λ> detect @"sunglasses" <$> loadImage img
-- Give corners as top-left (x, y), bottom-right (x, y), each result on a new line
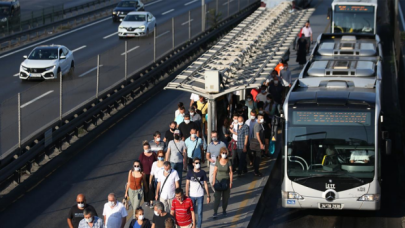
top-left (134, 165), bottom-right (140, 168)
top-left (194, 162), bottom-right (200, 165)
top-left (158, 156), bottom-right (164, 158)
top-left (77, 201), bottom-right (84, 204)
top-left (221, 153), bottom-right (227, 155)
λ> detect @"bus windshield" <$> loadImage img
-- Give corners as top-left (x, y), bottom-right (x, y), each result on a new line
top-left (333, 5), bottom-right (375, 34)
top-left (287, 110), bottom-right (375, 181)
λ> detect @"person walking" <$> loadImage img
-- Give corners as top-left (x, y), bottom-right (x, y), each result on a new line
top-left (185, 158), bottom-right (210, 228)
top-left (152, 201), bottom-right (175, 228)
top-left (164, 218), bottom-right (175, 228)
top-left (68, 194), bottom-right (98, 228)
top-left (229, 116), bottom-right (249, 176)
top-left (150, 150), bottom-right (166, 203)
top-left (245, 110), bottom-right (257, 167)
top-left (301, 21), bottom-right (313, 53)
top-left (102, 193), bottom-right (127, 228)
top-left (129, 207), bottom-right (152, 228)
top-left (211, 147), bottom-right (233, 218)
top-left (296, 36), bottom-right (308, 67)
top-left (252, 113), bottom-right (266, 176)
top-left (184, 129), bottom-right (203, 171)
top-left (166, 130), bottom-right (186, 186)
top-left (164, 122), bottom-right (177, 143)
top-left (245, 95), bottom-right (257, 120)
top-left (150, 131), bottom-right (167, 154)
top-left (206, 131), bottom-right (227, 191)
top-left (125, 160), bottom-right (148, 216)
top-left (155, 162), bottom-right (180, 212)
top-left (170, 188), bottom-right (196, 228)
top-left (175, 102), bottom-right (184, 120)
top-left (139, 141), bottom-right (157, 208)
top-left (79, 208), bottom-right (104, 228)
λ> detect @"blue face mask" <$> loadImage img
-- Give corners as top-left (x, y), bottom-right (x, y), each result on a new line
top-left (158, 157), bottom-right (164, 161)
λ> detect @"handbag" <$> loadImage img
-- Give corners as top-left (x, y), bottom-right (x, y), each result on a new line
top-left (214, 179), bottom-right (229, 191)
top-left (249, 137), bottom-right (261, 152)
top-left (227, 139), bottom-right (237, 152)
top-left (122, 197), bottom-right (130, 210)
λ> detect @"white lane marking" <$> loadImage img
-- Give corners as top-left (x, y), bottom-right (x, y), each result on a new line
top-left (399, 2), bottom-right (405, 31)
top-left (181, 19), bottom-right (194, 26)
top-left (121, 46), bottom-right (140, 55)
top-left (21, 90), bottom-right (54, 108)
top-left (156, 31), bottom-right (170, 39)
top-left (162, 9), bottom-right (174, 15)
top-left (185, 0), bottom-right (198, 6)
top-left (79, 65), bottom-right (103, 77)
top-left (13, 73), bottom-right (19, 77)
top-left (103, 32), bottom-right (118, 39)
top-left (145, 0), bottom-right (162, 7)
top-left (223, 0), bottom-right (234, 5)
top-left (72, 45), bottom-right (87, 52)
top-left (0, 17), bottom-right (111, 60)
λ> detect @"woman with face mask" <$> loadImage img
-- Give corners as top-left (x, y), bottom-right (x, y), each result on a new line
top-left (125, 160), bottom-right (148, 217)
top-left (245, 95), bottom-right (257, 120)
top-left (150, 150), bottom-right (166, 203)
top-left (138, 141), bottom-right (157, 208)
top-left (211, 147), bottom-right (233, 218)
top-left (129, 207), bottom-right (152, 228)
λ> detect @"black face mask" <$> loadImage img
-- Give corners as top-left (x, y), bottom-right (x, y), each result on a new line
top-left (174, 135), bottom-right (180, 140)
top-left (170, 128), bottom-right (175, 131)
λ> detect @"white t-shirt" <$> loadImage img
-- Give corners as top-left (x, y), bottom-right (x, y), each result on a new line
top-left (190, 93), bottom-right (199, 102)
top-left (157, 169), bottom-right (180, 200)
top-left (231, 122), bottom-right (238, 141)
top-left (256, 92), bottom-right (268, 103)
top-left (175, 110), bottom-right (180, 119)
top-left (301, 26), bottom-right (312, 37)
top-left (102, 201), bottom-right (127, 228)
top-left (151, 161), bottom-right (165, 178)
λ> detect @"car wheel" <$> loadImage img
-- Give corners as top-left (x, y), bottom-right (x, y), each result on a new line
top-left (69, 61), bottom-right (75, 76)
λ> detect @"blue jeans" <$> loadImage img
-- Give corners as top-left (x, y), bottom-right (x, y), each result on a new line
top-left (171, 162), bottom-right (183, 187)
top-left (190, 196), bottom-right (204, 228)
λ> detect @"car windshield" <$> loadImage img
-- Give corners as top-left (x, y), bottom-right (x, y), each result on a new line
top-left (124, 14), bottom-right (145, 22)
top-left (333, 5), bottom-right (375, 34)
top-left (287, 109), bottom-right (376, 181)
top-left (28, 48), bottom-right (59, 60)
top-left (0, 6), bottom-right (10, 16)
top-left (117, 1), bottom-right (137, 7)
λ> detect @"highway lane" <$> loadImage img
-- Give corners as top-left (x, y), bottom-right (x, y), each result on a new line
top-left (19, 0), bottom-right (103, 13)
top-left (0, 0), bottom-right (250, 157)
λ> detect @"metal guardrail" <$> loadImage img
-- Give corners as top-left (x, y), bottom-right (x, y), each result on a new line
top-left (0, 0), bottom-right (120, 37)
top-left (0, 1), bottom-right (260, 198)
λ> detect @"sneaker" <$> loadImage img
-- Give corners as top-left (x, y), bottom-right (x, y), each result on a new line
top-left (145, 202), bottom-right (150, 207)
top-left (223, 211), bottom-right (227, 216)
top-left (149, 203), bottom-right (154, 209)
top-left (213, 213), bottom-right (218, 218)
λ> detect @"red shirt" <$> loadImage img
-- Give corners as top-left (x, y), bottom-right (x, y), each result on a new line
top-left (275, 63), bottom-right (283, 75)
top-left (171, 196), bottom-right (194, 226)
top-left (138, 152), bottom-right (157, 174)
top-left (250, 89), bottom-right (259, 102)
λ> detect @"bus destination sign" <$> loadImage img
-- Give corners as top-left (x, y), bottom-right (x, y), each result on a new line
top-left (293, 111), bottom-right (371, 126)
top-left (335, 5), bottom-right (374, 13)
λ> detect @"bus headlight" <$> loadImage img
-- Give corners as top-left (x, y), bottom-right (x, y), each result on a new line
top-left (286, 192), bottom-right (304, 200)
top-left (357, 194), bottom-right (380, 201)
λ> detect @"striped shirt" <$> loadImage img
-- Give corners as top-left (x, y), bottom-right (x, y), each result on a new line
top-left (171, 197), bottom-right (194, 226)
top-left (149, 140), bottom-right (167, 153)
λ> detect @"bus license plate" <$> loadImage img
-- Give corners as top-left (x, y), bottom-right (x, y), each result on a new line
top-left (319, 203), bottom-right (342, 209)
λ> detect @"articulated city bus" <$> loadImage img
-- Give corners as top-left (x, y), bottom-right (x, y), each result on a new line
top-left (281, 33), bottom-right (391, 210)
top-left (329, 0), bottom-right (378, 34)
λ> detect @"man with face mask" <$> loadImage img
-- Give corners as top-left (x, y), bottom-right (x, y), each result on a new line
top-left (78, 208), bottom-right (103, 228)
top-left (68, 194), bottom-right (98, 228)
top-left (164, 122), bottom-right (177, 143)
top-left (229, 113), bottom-right (239, 172)
top-left (102, 193), bottom-right (127, 228)
top-left (244, 111), bottom-right (257, 167)
top-left (152, 201), bottom-right (175, 228)
top-left (206, 131), bottom-right (226, 191)
top-left (156, 162), bottom-right (180, 212)
top-left (150, 131), bottom-right (167, 154)
top-left (171, 188), bottom-right (195, 228)
top-left (229, 116), bottom-right (249, 176)
top-left (185, 158), bottom-right (210, 228)
top-left (252, 114), bottom-right (266, 176)
top-left (255, 85), bottom-right (269, 103)
top-left (166, 130), bottom-right (187, 186)
top-left (268, 76), bottom-right (284, 105)
top-left (185, 129), bottom-right (204, 171)
top-left (178, 114), bottom-right (200, 141)
top-left (175, 107), bottom-right (186, 126)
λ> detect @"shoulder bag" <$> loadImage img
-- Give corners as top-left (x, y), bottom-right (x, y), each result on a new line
top-left (213, 162), bottom-right (230, 192)
top-left (173, 141), bottom-right (184, 158)
top-left (192, 171), bottom-right (205, 192)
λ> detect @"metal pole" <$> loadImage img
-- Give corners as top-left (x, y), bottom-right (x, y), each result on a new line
top-left (59, 71), bottom-right (62, 121)
top-left (154, 26), bottom-right (156, 63)
top-left (96, 55), bottom-right (100, 99)
top-left (18, 93), bottom-right (21, 148)
top-left (125, 40), bottom-right (127, 81)
top-left (201, 0), bottom-right (205, 32)
top-left (188, 10), bottom-right (191, 41)
top-left (228, 0), bottom-right (230, 18)
top-left (207, 99), bottom-right (213, 145)
top-left (172, 17), bottom-right (175, 50)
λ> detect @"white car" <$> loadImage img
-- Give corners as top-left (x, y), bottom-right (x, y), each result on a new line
top-left (19, 45), bottom-right (75, 80)
top-left (118, 11), bottom-right (156, 38)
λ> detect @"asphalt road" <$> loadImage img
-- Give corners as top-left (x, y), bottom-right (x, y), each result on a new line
top-left (19, 0), bottom-right (104, 13)
top-left (0, 0), bottom-right (249, 157)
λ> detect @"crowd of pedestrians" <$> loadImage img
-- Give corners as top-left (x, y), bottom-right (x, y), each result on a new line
top-left (66, 42), bottom-right (296, 227)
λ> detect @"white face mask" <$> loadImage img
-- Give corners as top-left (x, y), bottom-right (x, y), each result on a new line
top-left (238, 122), bottom-right (243, 126)
top-left (233, 119), bottom-right (238, 123)
top-left (259, 119), bottom-right (264, 123)
top-left (191, 134), bottom-right (196, 138)
top-left (195, 164), bottom-right (201, 169)
top-left (108, 201), bottom-right (115, 207)
top-left (138, 215), bottom-right (144, 220)
top-left (156, 138), bottom-right (161, 142)
top-left (154, 211), bottom-right (160, 216)
top-left (134, 167), bottom-right (140, 171)
top-left (250, 116), bottom-right (256, 120)
top-left (190, 112), bottom-right (195, 116)
top-left (221, 154), bottom-right (227, 159)
top-left (77, 203), bottom-right (85, 208)
top-left (85, 217), bottom-right (93, 223)
top-left (184, 120), bottom-right (191, 124)
top-left (144, 149), bottom-right (150, 153)
top-left (164, 169), bottom-right (171, 174)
